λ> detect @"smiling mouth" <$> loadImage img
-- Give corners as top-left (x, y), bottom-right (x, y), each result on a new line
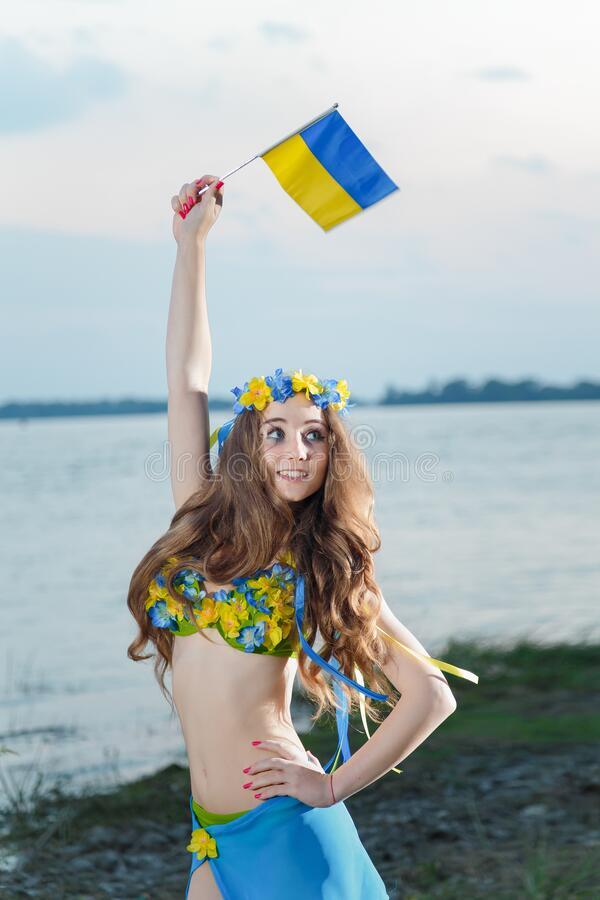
top-left (277, 470), bottom-right (309, 481)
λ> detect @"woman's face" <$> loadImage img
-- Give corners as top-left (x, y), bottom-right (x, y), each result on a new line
top-left (259, 393), bottom-right (329, 501)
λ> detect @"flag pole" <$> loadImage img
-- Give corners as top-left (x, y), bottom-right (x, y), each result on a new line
top-left (195, 102), bottom-right (339, 195)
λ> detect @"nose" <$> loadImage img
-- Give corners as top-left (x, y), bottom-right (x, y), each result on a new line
top-left (287, 430), bottom-right (308, 460)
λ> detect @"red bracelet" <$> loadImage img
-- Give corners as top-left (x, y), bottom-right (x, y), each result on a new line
top-left (329, 773), bottom-right (337, 805)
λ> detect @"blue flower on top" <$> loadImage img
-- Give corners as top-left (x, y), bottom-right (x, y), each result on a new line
top-left (173, 568), bottom-right (205, 600)
top-left (237, 621), bottom-right (266, 652)
top-left (271, 563), bottom-right (296, 584)
top-left (266, 368), bottom-right (294, 403)
top-left (148, 600), bottom-right (178, 630)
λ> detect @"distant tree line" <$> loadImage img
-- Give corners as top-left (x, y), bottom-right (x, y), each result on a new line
top-left (1, 378), bottom-right (599, 420)
top-left (380, 377), bottom-right (600, 405)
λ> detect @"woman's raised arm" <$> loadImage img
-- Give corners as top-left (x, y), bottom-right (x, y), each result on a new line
top-left (166, 175), bottom-right (224, 511)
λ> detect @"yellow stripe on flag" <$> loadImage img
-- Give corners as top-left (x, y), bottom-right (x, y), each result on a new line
top-left (262, 133), bottom-right (362, 231)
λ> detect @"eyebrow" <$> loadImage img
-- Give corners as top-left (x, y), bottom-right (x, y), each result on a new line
top-left (262, 417), bottom-right (326, 426)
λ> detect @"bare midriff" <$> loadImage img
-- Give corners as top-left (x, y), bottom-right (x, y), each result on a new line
top-left (171, 571), bottom-right (305, 815)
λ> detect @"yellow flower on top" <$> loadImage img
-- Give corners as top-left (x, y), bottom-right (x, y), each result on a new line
top-left (265, 621), bottom-right (283, 650)
top-left (280, 618), bottom-right (293, 640)
top-left (145, 580), bottom-right (185, 622)
top-left (163, 594), bottom-right (185, 621)
top-left (187, 827), bottom-right (218, 860)
top-left (329, 379), bottom-right (351, 411)
top-left (246, 575), bottom-right (278, 605)
top-left (292, 370), bottom-right (323, 400)
top-left (278, 549), bottom-right (296, 569)
top-left (239, 376), bottom-right (273, 411)
top-left (272, 600), bottom-right (295, 621)
top-left (147, 579), bottom-right (169, 602)
top-left (254, 612), bottom-right (283, 650)
top-left (194, 596), bottom-right (220, 629)
top-left (216, 601), bottom-right (241, 639)
top-left (230, 593), bottom-right (249, 618)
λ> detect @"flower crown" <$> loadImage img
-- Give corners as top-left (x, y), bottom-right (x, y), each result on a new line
top-left (209, 367), bottom-right (353, 453)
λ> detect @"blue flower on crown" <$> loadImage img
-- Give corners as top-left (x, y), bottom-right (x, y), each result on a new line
top-left (313, 378), bottom-right (350, 415)
top-left (265, 368), bottom-right (295, 403)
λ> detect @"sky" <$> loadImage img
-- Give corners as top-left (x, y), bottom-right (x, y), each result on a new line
top-left (1, 0), bottom-right (599, 403)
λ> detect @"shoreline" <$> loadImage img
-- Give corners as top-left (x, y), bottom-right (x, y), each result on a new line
top-left (2, 638), bottom-right (599, 898)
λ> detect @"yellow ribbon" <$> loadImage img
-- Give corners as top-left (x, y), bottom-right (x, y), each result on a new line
top-left (376, 625), bottom-right (479, 684)
top-left (353, 626), bottom-right (479, 776)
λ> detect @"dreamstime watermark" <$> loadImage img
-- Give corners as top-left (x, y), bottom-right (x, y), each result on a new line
top-left (144, 423), bottom-right (455, 485)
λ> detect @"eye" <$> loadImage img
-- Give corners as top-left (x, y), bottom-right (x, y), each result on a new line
top-left (264, 428), bottom-right (326, 443)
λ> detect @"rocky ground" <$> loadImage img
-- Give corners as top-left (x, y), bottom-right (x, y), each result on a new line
top-left (1, 639), bottom-right (599, 899)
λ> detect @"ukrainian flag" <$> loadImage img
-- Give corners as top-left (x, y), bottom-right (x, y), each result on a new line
top-left (261, 108), bottom-right (398, 231)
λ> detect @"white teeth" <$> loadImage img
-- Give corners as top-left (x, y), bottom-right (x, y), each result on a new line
top-left (278, 471), bottom-right (307, 480)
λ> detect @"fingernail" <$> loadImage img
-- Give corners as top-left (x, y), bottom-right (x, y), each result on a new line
top-left (254, 793), bottom-right (262, 798)
top-left (178, 211), bottom-right (185, 219)
top-left (242, 781), bottom-right (253, 789)
top-left (251, 741), bottom-right (261, 746)
top-left (183, 203), bottom-right (188, 213)
top-left (195, 179), bottom-right (203, 185)
top-left (242, 767), bottom-right (251, 774)
top-left (215, 180), bottom-right (224, 189)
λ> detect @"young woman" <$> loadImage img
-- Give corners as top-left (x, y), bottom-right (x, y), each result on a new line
top-left (127, 174), bottom-right (478, 899)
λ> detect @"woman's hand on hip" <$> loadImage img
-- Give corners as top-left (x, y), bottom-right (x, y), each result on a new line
top-left (171, 174), bottom-right (224, 244)
top-left (242, 738), bottom-right (334, 808)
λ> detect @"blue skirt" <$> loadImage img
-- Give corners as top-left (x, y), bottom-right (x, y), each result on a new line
top-left (185, 793), bottom-right (389, 899)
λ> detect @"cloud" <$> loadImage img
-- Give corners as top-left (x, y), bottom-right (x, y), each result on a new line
top-left (493, 154), bottom-right (553, 174)
top-left (258, 21), bottom-right (311, 43)
top-left (473, 66), bottom-right (531, 82)
top-left (0, 37), bottom-right (127, 135)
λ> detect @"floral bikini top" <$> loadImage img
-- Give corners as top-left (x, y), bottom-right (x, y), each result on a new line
top-left (145, 550), bottom-right (479, 774)
top-left (145, 549), bottom-right (302, 657)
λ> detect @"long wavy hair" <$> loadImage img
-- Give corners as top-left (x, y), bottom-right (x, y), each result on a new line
top-left (127, 401), bottom-right (398, 730)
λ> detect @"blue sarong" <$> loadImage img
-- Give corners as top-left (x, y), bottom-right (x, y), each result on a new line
top-left (186, 792), bottom-right (389, 899)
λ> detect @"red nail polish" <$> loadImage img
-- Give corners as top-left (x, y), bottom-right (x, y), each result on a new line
top-left (254, 793), bottom-right (262, 799)
top-left (242, 782), bottom-right (253, 789)
top-left (215, 180), bottom-right (224, 189)
top-left (195, 179), bottom-right (203, 185)
top-left (178, 211), bottom-right (185, 219)
top-left (242, 766), bottom-right (251, 773)
top-left (251, 741), bottom-right (261, 746)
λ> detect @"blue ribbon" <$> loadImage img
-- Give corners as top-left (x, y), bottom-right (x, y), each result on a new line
top-left (294, 571), bottom-right (389, 772)
top-left (216, 417), bottom-right (236, 454)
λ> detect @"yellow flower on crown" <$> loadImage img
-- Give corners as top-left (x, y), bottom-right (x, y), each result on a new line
top-left (187, 827), bottom-right (218, 860)
top-left (239, 376), bottom-right (273, 411)
top-left (292, 370), bottom-right (323, 399)
top-left (329, 379), bottom-right (351, 411)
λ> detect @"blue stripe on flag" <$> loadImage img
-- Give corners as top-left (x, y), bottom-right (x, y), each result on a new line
top-left (300, 110), bottom-right (398, 209)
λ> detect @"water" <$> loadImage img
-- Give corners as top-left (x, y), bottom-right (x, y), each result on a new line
top-left (1, 402), bottom-right (598, 793)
